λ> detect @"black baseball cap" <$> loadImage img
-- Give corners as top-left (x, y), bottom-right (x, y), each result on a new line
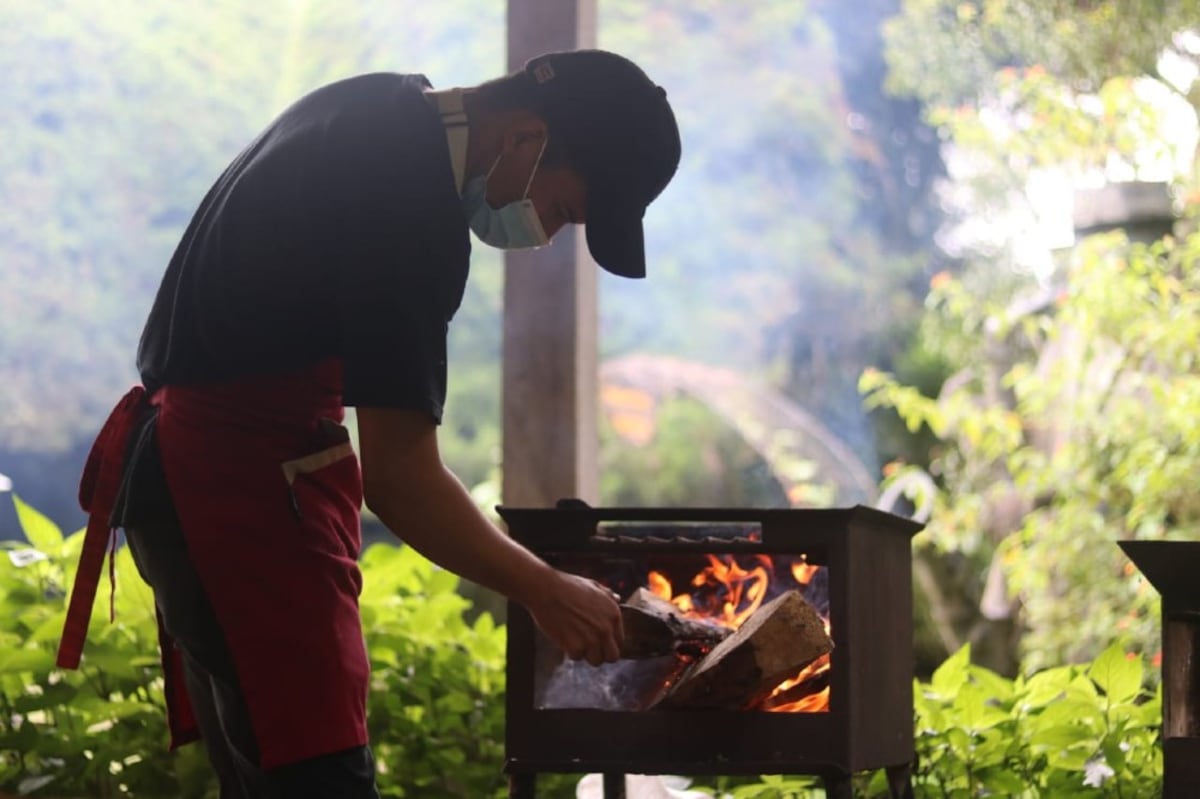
top-left (522, 50), bottom-right (681, 278)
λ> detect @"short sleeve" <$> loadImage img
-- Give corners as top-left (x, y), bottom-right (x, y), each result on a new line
top-left (338, 251), bottom-right (451, 420)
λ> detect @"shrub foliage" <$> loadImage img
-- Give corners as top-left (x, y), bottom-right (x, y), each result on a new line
top-left (1, 498), bottom-right (1164, 797)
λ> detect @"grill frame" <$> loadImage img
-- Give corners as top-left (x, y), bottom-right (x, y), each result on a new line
top-left (1120, 541), bottom-right (1200, 798)
top-left (499, 503), bottom-right (922, 788)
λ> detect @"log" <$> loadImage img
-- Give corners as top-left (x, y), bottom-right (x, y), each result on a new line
top-left (656, 589), bottom-right (832, 710)
top-left (619, 588), bottom-right (730, 659)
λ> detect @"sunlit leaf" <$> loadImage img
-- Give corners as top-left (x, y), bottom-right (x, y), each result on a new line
top-left (13, 494), bottom-right (64, 553)
top-left (1088, 642), bottom-right (1142, 704)
top-left (0, 647), bottom-right (55, 675)
top-left (931, 644), bottom-right (971, 698)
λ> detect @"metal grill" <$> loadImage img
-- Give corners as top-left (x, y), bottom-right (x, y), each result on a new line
top-left (499, 501), bottom-right (922, 799)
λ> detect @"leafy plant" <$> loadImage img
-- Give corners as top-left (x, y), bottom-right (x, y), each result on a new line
top-left (700, 644), bottom-right (1162, 798)
top-left (359, 543), bottom-right (506, 798)
top-left (1, 497), bottom-right (1166, 798)
top-left (909, 643), bottom-right (1161, 797)
top-left (0, 495), bottom-right (562, 799)
top-left (0, 496), bottom-right (211, 798)
top-left (862, 231), bottom-right (1200, 670)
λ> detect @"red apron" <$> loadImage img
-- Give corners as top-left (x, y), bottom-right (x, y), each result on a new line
top-left (59, 360), bottom-right (369, 769)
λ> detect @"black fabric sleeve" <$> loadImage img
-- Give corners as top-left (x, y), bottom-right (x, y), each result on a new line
top-left (338, 258), bottom-right (450, 420)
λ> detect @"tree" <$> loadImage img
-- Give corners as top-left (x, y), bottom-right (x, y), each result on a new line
top-left (865, 229), bottom-right (1200, 670)
top-left (872, 0), bottom-right (1200, 670)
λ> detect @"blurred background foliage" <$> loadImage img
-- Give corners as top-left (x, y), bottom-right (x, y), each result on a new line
top-left (871, 0), bottom-right (1200, 677)
top-left (0, 0), bottom-right (947, 536)
top-left (4, 0), bottom-right (1200, 769)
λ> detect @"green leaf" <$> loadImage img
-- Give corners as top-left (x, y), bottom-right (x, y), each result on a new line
top-left (27, 610), bottom-right (68, 644)
top-left (0, 722), bottom-right (39, 752)
top-left (955, 681), bottom-right (1009, 732)
top-left (12, 681), bottom-right (78, 713)
top-left (0, 646), bottom-right (55, 675)
top-left (976, 766), bottom-right (1028, 795)
top-left (12, 494), bottom-right (64, 553)
top-left (1088, 642), bottom-right (1142, 704)
top-left (81, 647), bottom-right (142, 682)
top-left (1046, 745), bottom-right (1091, 771)
top-left (1102, 736), bottom-right (1128, 771)
top-left (1066, 673), bottom-right (1100, 701)
top-left (104, 699), bottom-right (159, 719)
top-left (970, 666), bottom-right (1016, 706)
top-left (945, 727), bottom-right (972, 759)
top-left (1037, 697), bottom-right (1104, 730)
top-left (971, 728), bottom-right (1011, 768)
top-left (1029, 723), bottom-right (1096, 749)
top-left (931, 644), bottom-right (971, 698)
top-left (1020, 667), bottom-right (1073, 710)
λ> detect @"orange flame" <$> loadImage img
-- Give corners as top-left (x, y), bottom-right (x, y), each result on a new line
top-left (769, 686), bottom-right (830, 713)
top-left (645, 554), bottom-right (830, 713)
top-left (762, 652), bottom-right (831, 712)
top-left (649, 554), bottom-right (771, 628)
top-left (791, 556), bottom-right (820, 586)
top-left (647, 571), bottom-right (673, 600)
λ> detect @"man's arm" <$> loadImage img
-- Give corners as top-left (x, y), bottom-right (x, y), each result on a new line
top-left (356, 406), bottom-right (622, 665)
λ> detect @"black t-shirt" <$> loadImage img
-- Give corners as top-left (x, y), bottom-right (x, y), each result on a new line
top-left (137, 73), bottom-right (471, 421)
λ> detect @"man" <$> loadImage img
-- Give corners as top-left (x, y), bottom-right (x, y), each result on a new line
top-left (58, 49), bottom-right (680, 797)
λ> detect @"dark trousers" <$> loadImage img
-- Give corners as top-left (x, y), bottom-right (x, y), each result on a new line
top-left (125, 521), bottom-right (379, 799)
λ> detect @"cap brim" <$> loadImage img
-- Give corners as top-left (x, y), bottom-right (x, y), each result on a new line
top-left (585, 204), bottom-right (646, 279)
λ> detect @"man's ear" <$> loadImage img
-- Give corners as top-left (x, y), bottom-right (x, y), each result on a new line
top-left (500, 113), bottom-right (548, 154)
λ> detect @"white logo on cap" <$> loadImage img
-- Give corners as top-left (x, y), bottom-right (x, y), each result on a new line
top-left (533, 63), bottom-right (555, 83)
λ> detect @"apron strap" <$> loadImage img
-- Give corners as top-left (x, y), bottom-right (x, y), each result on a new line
top-left (57, 385), bottom-right (147, 669)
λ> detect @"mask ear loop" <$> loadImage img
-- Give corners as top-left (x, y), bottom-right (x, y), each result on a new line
top-left (485, 152), bottom-right (504, 182)
top-left (521, 137), bottom-right (548, 200)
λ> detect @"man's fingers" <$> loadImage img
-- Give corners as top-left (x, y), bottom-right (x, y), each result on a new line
top-left (602, 634), bottom-right (620, 663)
top-left (539, 572), bottom-right (628, 664)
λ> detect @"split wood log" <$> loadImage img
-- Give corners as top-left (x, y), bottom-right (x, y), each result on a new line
top-left (619, 587), bottom-right (730, 659)
top-left (656, 589), bottom-right (832, 710)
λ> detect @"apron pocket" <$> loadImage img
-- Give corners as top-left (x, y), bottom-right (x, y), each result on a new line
top-left (281, 441), bottom-right (356, 487)
top-left (280, 419), bottom-right (358, 521)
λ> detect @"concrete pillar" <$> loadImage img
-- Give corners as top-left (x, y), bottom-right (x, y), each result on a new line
top-left (501, 0), bottom-right (599, 507)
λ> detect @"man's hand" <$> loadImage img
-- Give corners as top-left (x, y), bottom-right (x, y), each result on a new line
top-left (526, 571), bottom-right (624, 666)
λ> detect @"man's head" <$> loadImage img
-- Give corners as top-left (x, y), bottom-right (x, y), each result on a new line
top-left (462, 50), bottom-right (681, 278)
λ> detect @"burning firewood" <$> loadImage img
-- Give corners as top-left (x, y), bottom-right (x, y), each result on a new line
top-left (619, 587), bottom-right (731, 659)
top-left (655, 589), bottom-right (832, 710)
top-left (757, 663), bottom-right (830, 711)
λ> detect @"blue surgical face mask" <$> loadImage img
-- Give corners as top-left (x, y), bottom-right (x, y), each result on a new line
top-left (461, 139), bottom-right (549, 250)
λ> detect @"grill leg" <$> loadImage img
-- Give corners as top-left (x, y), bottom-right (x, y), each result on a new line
top-left (822, 772), bottom-right (852, 799)
top-left (885, 762), bottom-right (914, 799)
top-left (509, 772), bottom-right (536, 799)
top-left (603, 772), bottom-right (627, 799)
